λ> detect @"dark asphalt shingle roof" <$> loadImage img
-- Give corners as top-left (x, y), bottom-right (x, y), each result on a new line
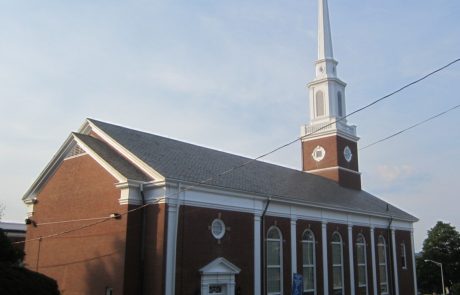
top-left (86, 119), bottom-right (417, 222)
top-left (73, 133), bottom-right (151, 182)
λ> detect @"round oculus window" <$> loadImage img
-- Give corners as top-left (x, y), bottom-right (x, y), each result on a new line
top-left (211, 219), bottom-right (225, 239)
top-left (344, 146), bottom-right (353, 162)
top-left (312, 145), bottom-right (326, 162)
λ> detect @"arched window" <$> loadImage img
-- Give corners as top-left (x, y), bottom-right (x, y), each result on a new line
top-left (378, 236), bottom-right (389, 295)
top-left (302, 230), bottom-right (316, 294)
top-left (315, 91), bottom-right (325, 117)
top-left (400, 243), bottom-right (407, 269)
top-left (331, 232), bottom-right (344, 295)
top-left (267, 227), bottom-right (283, 295)
top-left (356, 234), bottom-right (368, 294)
top-left (337, 92), bottom-right (343, 117)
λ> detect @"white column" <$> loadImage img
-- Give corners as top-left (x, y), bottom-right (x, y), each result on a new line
top-left (410, 230), bottom-right (418, 295)
top-left (370, 227), bottom-right (378, 295)
top-left (348, 224), bottom-right (355, 295)
top-left (254, 214), bottom-right (262, 295)
top-left (291, 218), bottom-right (298, 279)
top-left (165, 202), bottom-right (178, 295)
top-left (322, 221), bottom-right (329, 294)
top-left (391, 228), bottom-right (400, 295)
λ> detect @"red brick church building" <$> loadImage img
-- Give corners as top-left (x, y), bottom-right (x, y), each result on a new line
top-left (22, 1), bottom-right (418, 294)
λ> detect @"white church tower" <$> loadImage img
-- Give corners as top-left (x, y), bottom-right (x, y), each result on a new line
top-left (301, 0), bottom-right (361, 190)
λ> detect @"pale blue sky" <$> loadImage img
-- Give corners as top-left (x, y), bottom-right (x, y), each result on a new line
top-left (0, 0), bottom-right (459, 251)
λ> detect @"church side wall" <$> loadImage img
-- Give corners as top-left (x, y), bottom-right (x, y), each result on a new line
top-left (175, 205), bottom-right (254, 295)
top-left (24, 154), bottom-right (129, 294)
top-left (395, 230), bottom-right (415, 295)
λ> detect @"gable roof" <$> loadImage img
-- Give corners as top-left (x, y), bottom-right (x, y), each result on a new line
top-left (73, 133), bottom-right (151, 182)
top-left (86, 119), bottom-right (417, 222)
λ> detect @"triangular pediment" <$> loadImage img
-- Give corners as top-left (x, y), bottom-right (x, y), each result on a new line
top-left (199, 257), bottom-right (241, 275)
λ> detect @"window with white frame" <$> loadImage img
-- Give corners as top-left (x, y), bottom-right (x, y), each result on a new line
top-left (331, 232), bottom-right (344, 295)
top-left (356, 234), bottom-right (368, 294)
top-left (400, 243), bottom-right (407, 269)
top-left (302, 230), bottom-right (316, 294)
top-left (378, 236), bottom-right (389, 295)
top-left (315, 91), bottom-right (325, 117)
top-left (267, 227), bottom-right (283, 295)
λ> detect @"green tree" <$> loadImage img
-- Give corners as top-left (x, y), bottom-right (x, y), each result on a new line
top-left (0, 229), bottom-right (25, 265)
top-left (417, 221), bottom-right (460, 294)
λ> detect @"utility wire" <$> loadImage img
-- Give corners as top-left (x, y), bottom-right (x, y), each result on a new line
top-left (360, 104), bottom-right (460, 150)
top-left (16, 58), bottom-right (460, 244)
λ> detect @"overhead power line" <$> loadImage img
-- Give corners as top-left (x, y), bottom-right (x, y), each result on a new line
top-left (360, 104), bottom-right (460, 150)
top-left (15, 58), bottom-right (460, 244)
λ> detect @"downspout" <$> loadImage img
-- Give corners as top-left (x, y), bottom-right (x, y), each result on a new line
top-left (139, 184), bottom-right (146, 295)
top-left (261, 197), bottom-right (271, 295)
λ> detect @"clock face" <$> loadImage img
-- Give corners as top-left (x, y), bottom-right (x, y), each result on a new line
top-left (344, 146), bottom-right (353, 162)
top-left (312, 146), bottom-right (326, 162)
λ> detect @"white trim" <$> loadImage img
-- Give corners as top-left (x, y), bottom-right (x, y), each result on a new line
top-left (73, 135), bottom-right (128, 182)
top-left (370, 227), bottom-right (378, 295)
top-left (322, 221), bottom-right (329, 295)
top-left (331, 231), bottom-right (345, 295)
top-left (356, 233), bottom-right (368, 295)
top-left (157, 181), bottom-right (417, 225)
top-left (301, 229), bottom-right (317, 294)
top-left (165, 203), bottom-right (178, 295)
top-left (410, 230), bottom-right (418, 295)
top-left (266, 226), bottom-right (283, 295)
top-left (254, 214), bottom-right (261, 295)
top-left (290, 218), bottom-right (297, 280)
top-left (391, 228), bottom-right (400, 295)
top-left (87, 119), bottom-right (165, 181)
top-left (348, 225), bottom-right (355, 295)
top-left (307, 166), bottom-right (361, 175)
top-left (22, 134), bottom-right (75, 201)
top-left (211, 219), bottom-right (226, 239)
top-left (200, 257), bottom-right (241, 295)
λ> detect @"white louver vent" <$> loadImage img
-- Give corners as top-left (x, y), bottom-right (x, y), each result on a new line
top-left (65, 144), bottom-right (86, 159)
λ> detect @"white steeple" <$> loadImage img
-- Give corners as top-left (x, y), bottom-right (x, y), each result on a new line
top-left (302, 0), bottom-right (357, 141)
top-left (318, 0), bottom-right (334, 61)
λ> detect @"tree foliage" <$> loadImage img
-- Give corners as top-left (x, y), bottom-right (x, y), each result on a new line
top-left (0, 229), bottom-right (60, 294)
top-left (0, 229), bottom-right (24, 265)
top-left (417, 221), bottom-right (460, 294)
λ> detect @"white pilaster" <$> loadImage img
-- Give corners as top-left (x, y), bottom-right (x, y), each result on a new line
top-left (348, 224), bottom-right (355, 295)
top-left (391, 228), bottom-right (399, 295)
top-left (370, 227), bottom-right (378, 295)
top-left (254, 214), bottom-right (262, 295)
top-left (410, 230), bottom-right (418, 295)
top-left (165, 203), bottom-right (178, 295)
top-left (291, 218), bottom-right (298, 279)
top-left (322, 221), bottom-right (329, 294)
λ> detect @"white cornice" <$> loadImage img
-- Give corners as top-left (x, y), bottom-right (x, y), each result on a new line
top-left (301, 124), bottom-right (359, 142)
top-left (307, 166), bottom-right (361, 175)
top-left (155, 179), bottom-right (417, 223)
top-left (22, 134), bottom-right (75, 201)
top-left (308, 77), bottom-right (346, 87)
top-left (87, 119), bottom-right (165, 182)
top-left (73, 135), bottom-right (127, 182)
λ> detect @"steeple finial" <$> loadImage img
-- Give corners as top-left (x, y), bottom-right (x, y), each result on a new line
top-left (318, 0), bottom-right (334, 60)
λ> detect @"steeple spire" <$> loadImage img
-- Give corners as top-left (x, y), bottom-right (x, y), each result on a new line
top-left (318, 0), bottom-right (334, 60)
top-left (301, 0), bottom-right (361, 190)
